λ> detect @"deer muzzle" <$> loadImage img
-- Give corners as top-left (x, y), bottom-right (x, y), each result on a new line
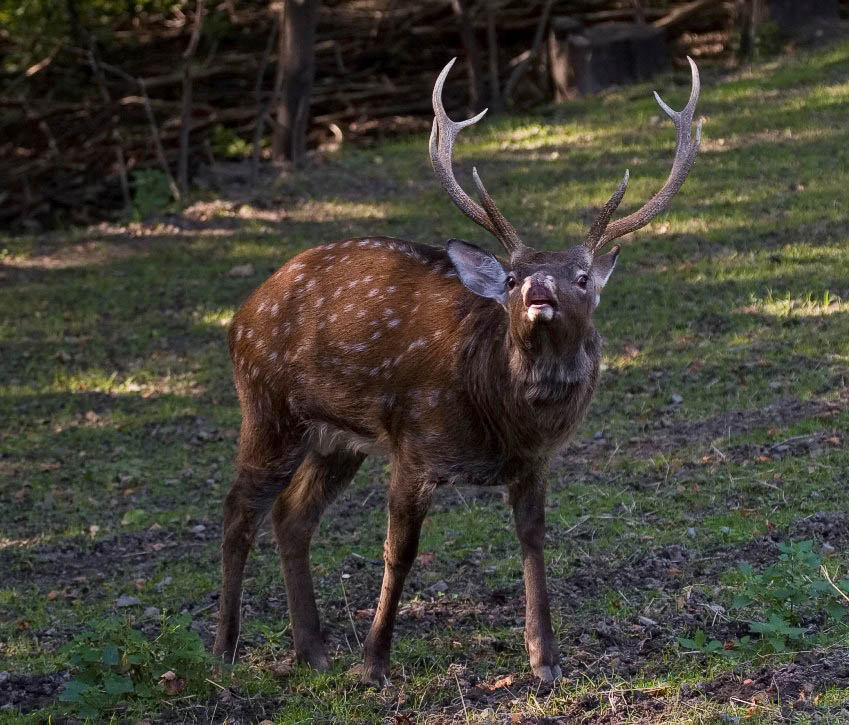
top-left (522, 274), bottom-right (557, 323)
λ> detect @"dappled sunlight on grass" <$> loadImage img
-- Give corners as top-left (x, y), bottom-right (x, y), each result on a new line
top-left (3, 36), bottom-right (849, 725)
top-left (739, 291), bottom-right (848, 320)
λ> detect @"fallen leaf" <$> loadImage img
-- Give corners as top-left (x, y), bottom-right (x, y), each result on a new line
top-left (158, 670), bottom-right (187, 695)
top-left (478, 674), bottom-right (514, 691)
top-left (134, 578), bottom-right (146, 591)
top-left (16, 620), bottom-right (31, 630)
top-left (84, 410), bottom-right (99, 423)
top-left (355, 608), bottom-right (376, 619)
top-left (47, 590), bottom-right (59, 600)
top-left (743, 678), bottom-right (754, 685)
top-left (416, 551), bottom-right (435, 567)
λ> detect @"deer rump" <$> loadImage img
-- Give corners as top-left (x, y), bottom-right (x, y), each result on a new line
top-left (229, 235), bottom-right (598, 489)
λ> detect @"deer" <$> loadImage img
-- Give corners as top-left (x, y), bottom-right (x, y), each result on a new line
top-left (212, 57), bottom-right (702, 685)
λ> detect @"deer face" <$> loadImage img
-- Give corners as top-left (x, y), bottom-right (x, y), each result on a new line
top-left (448, 240), bottom-right (619, 346)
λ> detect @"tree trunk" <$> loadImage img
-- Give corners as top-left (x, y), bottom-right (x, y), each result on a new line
top-left (450, 0), bottom-right (485, 113)
top-left (485, 0), bottom-right (502, 114)
top-left (272, 0), bottom-right (321, 167)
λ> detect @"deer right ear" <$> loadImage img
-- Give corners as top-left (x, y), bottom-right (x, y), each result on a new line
top-left (446, 239), bottom-right (509, 305)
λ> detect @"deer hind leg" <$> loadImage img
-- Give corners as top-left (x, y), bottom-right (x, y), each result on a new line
top-left (271, 447), bottom-right (365, 670)
top-left (213, 412), bottom-right (308, 665)
top-left (361, 468), bottom-right (433, 686)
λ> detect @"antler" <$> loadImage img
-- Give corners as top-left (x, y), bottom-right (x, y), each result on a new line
top-left (585, 57), bottom-right (703, 254)
top-left (430, 58), bottom-right (527, 258)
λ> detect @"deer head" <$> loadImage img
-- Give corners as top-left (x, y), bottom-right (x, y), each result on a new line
top-left (431, 57), bottom-right (702, 355)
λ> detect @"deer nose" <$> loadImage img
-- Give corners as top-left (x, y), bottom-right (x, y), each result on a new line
top-left (521, 273), bottom-right (557, 306)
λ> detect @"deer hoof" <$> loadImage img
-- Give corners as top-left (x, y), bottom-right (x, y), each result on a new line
top-left (532, 664), bottom-right (562, 683)
top-left (299, 650), bottom-right (330, 671)
top-left (359, 665), bottom-right (391, 688)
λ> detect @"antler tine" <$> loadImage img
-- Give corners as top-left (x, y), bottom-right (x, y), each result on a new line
top-left (589, 57), bottom-right (703, 252)
top-left (472, 168), bottom-right (527, 258)
top-left (584, 170), bottom-right (629, 251)
top-left (430, 58), bottom-right (524, 256)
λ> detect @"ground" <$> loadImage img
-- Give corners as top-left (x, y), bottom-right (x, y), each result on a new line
top-left (2, 39), bottom-right (849, 724)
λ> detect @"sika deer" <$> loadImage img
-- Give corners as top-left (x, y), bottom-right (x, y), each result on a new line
top-left (213, 58), bottom-right (702, 685)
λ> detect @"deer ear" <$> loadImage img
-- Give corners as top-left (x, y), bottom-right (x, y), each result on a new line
top-left (591, 245), bottom-right (619, 307)
top-left (592, 245), bottom-right (620, 290)
top-left (446, 239), bottom-right (509, 305)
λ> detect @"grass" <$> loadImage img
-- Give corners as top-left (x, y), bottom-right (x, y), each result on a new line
top-left (2, 39), bottom-right (849, 723)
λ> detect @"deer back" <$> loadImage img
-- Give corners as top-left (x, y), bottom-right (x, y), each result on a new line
top-left (229, 236), bottom-right (597, 483)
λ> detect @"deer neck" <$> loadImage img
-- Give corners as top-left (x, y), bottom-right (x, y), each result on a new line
top-left (462, 301), bottom-right (599, 410)
top-left (504, 320), bottom-right (599, 404)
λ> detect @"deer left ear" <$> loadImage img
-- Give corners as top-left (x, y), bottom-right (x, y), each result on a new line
top-left (592, 245), bottom-right (620, 289)
top-left (446, 239), bottom-right (509, 305)
top-left (591, 245), bottom-right (619, 307)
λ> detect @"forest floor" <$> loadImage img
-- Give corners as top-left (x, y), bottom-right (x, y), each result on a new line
top-left (2, 39), bottom-right (849, 724)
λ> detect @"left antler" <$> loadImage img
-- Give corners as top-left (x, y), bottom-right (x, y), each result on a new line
top-left (585, 57), bottom-right (703, 253)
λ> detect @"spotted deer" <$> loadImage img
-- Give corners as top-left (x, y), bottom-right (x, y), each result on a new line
top-left (213, 57), bottom-right (702, 685)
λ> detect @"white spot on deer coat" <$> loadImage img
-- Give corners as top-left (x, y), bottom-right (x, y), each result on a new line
top-left (388, 318), bottom-right (401, 328)
top-left (271, 302), bottom-right (280, 316)
top-left (295, 273), bottom-right (305, 282)
top-left (315, 296), bottom-right (325, 308)
top-left (344, 303), bottom-right (355, 313)
top-left (367, 288), bottom-right (379, 297)
top-left (407, 337), bottom-right (427, 352)
top-left (305, 280), bottom-right (316, 291)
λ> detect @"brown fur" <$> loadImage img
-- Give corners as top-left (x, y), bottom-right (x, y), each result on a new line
top-left (213, 235), bottom-right (612, 684)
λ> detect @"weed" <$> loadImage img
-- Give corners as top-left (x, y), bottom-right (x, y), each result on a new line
top-left (58, 613), bottom-right (216, 719)
top-left (679, 541), bottom-right (849, 657)
top-left (130, 168), bottom-right (174, 221)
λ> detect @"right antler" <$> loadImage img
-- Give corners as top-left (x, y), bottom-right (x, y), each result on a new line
top-left (585, 57), bottom-right (703, 254)
top-left (430, 58), bottom-right (527, 258)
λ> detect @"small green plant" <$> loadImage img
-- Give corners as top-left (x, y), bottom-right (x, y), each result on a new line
top-left (59, 613), bottom-right (216, 719)
top-left (677, 629), bottom-right (732, 656)
top-left (210, 123), bottom-right (251, 158)
top-left (130, 168), bottom-right (174, 221)
top-left (679, 541), bottom-right (849, 657)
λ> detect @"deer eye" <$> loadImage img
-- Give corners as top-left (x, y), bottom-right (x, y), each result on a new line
top-left (506, 275), bottom-right (516, 290)
top-left (575, 274), bottom-right (589, 290)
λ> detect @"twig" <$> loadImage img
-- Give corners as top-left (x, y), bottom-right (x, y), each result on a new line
top-left (251, 15), bottom-right (280, 184)
top-left (454, 672), bottom-right (470, 723)
top-left (204, 677), bottom-right (227, 690)
top-left (87, 38), bottom-right (131, 213)
top-left (563, 515), bottom-right (588, 536)
top-left (340, 576), bottom-right (361, 648)
top-left (179, 0), bottom-right (204, 196)
top-left (767, 433), bottom-right (816, 451)
top-left (139, 77), bottom-right (180, 201)
top-left (502, 0), bottom-right (555, 106)
top-left (820, 565), bottom-right (849, 605)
